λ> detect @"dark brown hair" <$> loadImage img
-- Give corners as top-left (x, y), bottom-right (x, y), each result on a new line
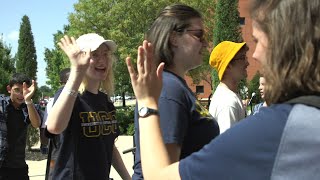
top-left (146, 4), bottom-right (202, 68)
top-left (250, 0), bottom-right (320, 104)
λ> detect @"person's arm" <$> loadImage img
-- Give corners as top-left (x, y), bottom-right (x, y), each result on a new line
top-left (42, 98), bottom-right (53, 127)
top-left (23, 80), bottom-right (41, 128)
top-left (46, 35), bottom-right (91, 134)
top-left (126, 40), bottom-right (181, 180)
top-left (111, 145), bottom-right (131, 180)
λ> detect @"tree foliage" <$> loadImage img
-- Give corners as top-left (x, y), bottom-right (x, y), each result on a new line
top-left (65, 0), bottom-right (216, 97)
top-left (44, 27), bottom-right (70, 92)
top-left (0, 39), bottom-right (15, 94)
top-left (213, 0), bottom-right (243, 46)
top-left (38, 85), bottom-right (53, 98)
top-left (43, 0), bottom-right (216, 106)
top-left (247, 71), bottom-right (262, 104)
top-left (212, 0), bottom-right (246, 96)
top-left (16, 15), bottom-right (37, 79)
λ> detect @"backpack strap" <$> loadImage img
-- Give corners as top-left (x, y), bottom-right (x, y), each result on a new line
top-left (285, 95), bottom-right (320, 109)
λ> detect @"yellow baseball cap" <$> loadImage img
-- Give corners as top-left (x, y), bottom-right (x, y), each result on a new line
top-left (209, 41), bottom-right (246, 80)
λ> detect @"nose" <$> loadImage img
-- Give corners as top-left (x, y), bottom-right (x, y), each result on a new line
top-left (245, 57), bottom-right (249, 66)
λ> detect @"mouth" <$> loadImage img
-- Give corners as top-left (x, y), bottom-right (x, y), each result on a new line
top-left (95, 67), bottom-right (106, 73)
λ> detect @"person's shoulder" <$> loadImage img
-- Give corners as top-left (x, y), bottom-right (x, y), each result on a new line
top-left (162, 72), bottom-right (185, 89)
top-left (161, 72), bottom-right (191, 98)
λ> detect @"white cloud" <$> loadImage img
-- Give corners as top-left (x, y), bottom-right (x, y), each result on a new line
top-left (7, 30), bottom-right (19, 41)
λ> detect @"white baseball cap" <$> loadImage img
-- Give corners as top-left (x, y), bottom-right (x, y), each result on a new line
top-left (76, 33), bottom-right (117, 52)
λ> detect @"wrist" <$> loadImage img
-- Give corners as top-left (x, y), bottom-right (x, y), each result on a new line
top-left (25, 99), bottom-right (33, 105)
top-left (63, 87), bottom-right (78, 98)
top-left (138, 99), bottom-right (158, 110)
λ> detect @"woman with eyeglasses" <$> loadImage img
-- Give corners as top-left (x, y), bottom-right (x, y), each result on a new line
top-left (127, 0), bottom-right (320, 179)
top-left (132, 4), bottom-right (220, 180)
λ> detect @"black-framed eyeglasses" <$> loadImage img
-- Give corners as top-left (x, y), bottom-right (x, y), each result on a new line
top-left (184, 29), bottom-right (206, 42)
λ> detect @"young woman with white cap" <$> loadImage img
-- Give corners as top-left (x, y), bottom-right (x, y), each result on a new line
top-left (46, 33), bottom-right (131, 180)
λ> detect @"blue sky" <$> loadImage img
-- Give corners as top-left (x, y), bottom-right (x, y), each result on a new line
top-left (0, 0), bottom-right (78, 87)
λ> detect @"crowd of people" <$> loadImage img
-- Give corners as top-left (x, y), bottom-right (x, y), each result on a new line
top-left (0, 0), bottom-right (319, 179)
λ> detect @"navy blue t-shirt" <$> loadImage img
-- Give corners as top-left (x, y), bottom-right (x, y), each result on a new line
top-left (51, 90), bottom-right (120, 180)
top-left (179, 104), bottom-right (293, 180)
top-left (133, 70), bottom-right (220, 179)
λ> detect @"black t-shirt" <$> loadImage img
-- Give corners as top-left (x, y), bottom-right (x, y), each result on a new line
top-left (3, 102), bottom-right (30, 168)
top-left (51, 90), bottom-right (120, 180)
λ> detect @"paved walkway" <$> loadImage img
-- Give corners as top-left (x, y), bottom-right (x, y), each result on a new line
top-left (27, 136), bottom-right (135, 180)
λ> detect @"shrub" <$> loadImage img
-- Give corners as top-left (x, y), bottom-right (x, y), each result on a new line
top-left (116, 106), bottom-right (135, 135)
top-left (26, 126), bottom-right (39, 150)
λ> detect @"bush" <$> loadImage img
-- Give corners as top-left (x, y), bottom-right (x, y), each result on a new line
top-left (116, 106), bottom-right (135, 135)
top-left (248, 71), bottom-right (262, 105)
top-left (26, 126), bottom-right (39, 150)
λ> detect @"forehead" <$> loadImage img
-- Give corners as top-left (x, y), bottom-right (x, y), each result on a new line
top-left (252, 21), bottom-right (265, 38)
top-left (234, 47), bottom-right (248, 57)
top-left (260, 77), bottom-right (266, 82)
top-left (94, 43), bottom-right (110, 53)
top-left (188, 18), bottom-right (204, 28)
top-left (10, 84), bottom-right (23, 89)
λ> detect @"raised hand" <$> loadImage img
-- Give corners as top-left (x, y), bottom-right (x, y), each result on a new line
top-left (126, 40), bottom-right (164, 108)
top-left (58, 35), bottom-right (91, 72)
top-left (23, 80), bottom-right (36, 101)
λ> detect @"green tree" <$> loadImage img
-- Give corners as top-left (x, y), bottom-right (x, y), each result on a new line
top-left (0, 38), bottom-right (15, 94)
top-left (66, 0), bottom-right (216, 106)
top-left (16, 15), bottom-right (37, 79)
top-left (212, 0), bottom-right (245, 96)
top-left (213, 0), bottom-right (243, 46)
top-left (38, 85), bottom-right (53, 99)
top-left (247, 71), bottom-right (262, 105)
top-left (16, 15), bottom-right (41, 149)
top-left (44, 27), bottom-right (70, 92)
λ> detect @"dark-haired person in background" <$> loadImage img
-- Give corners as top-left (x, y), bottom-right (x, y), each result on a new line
top-left (0, 73), bottom-right (41, 180)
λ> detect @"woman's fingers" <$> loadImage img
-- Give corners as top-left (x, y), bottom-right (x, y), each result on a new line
top-left (144, 41), bottom-right (154, 74)
top-left (64, 35), bottom-right (71, 45)
top-left (126, 57), bottom-right (137, 83)
top-left (137, 46), bottom-right (145, 76)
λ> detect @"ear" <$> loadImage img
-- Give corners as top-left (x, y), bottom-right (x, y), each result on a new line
top-left (169, 32), bottom-right (178, 47)
top-left (6, 85), bottom-right (11, 93)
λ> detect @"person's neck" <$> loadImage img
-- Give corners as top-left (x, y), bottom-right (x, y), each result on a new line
top-left (262, 101), bottom-right (267, 107)
top-left (10, 99), bottom-right (21, 109)
top-left (86, 80), bottom-right (100, 94)
top-left (165, 66), bottom-right (186, 79)
top-left (220, 79), bottom-right (238, 93)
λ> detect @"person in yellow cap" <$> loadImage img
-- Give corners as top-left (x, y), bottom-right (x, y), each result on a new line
top-left (208, 41), bottom-right (249, 133)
